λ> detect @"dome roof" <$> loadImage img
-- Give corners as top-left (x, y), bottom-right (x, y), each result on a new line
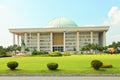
top-left (46, 17), bottom-right (78, 28)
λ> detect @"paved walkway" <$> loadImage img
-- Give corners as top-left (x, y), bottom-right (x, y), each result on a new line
top-left (0, 76), bottom-right (120, 80)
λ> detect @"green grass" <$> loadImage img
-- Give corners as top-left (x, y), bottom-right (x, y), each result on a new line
top-left (0, 54), bottom-right (120, 74)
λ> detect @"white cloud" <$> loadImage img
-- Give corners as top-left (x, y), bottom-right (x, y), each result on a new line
top-left (0, 6), bottom-right (12, 47)
top-left (0, 4), bottom-right (29, 47)
top-left (0, 5), bottom-right (8, 9)
top-left (104, 6), bottom-right (120, 26)
top-left (0, 5), bottom-right (12, 27)
top-left (0, 28), bottom-right (13, 47)
top-left (0, 5), bottom-right (8, 18)
top-left (104, 6), bottom-right (120, 45)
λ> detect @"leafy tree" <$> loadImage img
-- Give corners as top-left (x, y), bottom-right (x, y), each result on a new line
top-left (25, 47), bottom-right (29, 52)
top-left (81, 44), bottom-right (91, 53)
top-left (0, 46), bottom-right (7, 57)
top-left (7, 45), bottom-right (31, 53)
top-left (7, 45), bottom-right (16, 52)
top-left (81, 43), bottom-right (106, 54)
top-left (108, 41), bottom-right (120, 53)
top-left (17, 46), bottom-right (21, 51)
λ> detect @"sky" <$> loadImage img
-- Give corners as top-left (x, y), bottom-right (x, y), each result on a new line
top-left (0, 0), bottom-right (120, 47)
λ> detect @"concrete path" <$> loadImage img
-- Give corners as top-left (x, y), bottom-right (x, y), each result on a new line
top-left (0, 76), bottom-right (120, 80)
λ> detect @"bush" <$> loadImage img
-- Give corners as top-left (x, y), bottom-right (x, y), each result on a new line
top-left (47, 63), bottom-right (58, 70)
top-left (32, 50), bottom-right (49, 55)
top-left (1, 54), bottom-right (12, 57)
top-left (0, 48), bottom-right (7, 57)
top-left (38, 50), bottom-right (49, 55)
top-left (50, 51), bottom-right (62, 57)
top-left (91, 60), bottom-right (103, 70)
top-left (101, 64), bottom-right (112, 68)
top-left (62, 52), bottom-right (71, 56)
top-left (7, 61), bottom-right (18, 70)
top-left (32, 50), bottom-right (38, 55)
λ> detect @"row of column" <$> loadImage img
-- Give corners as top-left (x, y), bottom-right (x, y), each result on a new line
top-left (76, 31), bottom-right (93, 51)
top-left (12, 31), bottom-right (106, 52)
top-left (13, 32), bottom-right (66, 52)
top-left (13, 34), bottom-right (20, 45)
top-left (36, 32), bottom-right (66, 52)
top-left (76, 31), bottom-right (106, 51)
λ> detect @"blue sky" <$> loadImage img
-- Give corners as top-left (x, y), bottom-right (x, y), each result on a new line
top-left (0, 0), bottom-right (120, 47)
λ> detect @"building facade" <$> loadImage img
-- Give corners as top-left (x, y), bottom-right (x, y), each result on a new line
top-left (9, 17), bottom-right (109, 52)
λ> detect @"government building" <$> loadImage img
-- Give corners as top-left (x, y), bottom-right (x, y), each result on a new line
top-left (9, 17), bottom-right (109, 52)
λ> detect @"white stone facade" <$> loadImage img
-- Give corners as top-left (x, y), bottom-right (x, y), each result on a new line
top-left (9, 17), bottom-right (109, 52)
top-left (9, 27), bottom-right (109, 52)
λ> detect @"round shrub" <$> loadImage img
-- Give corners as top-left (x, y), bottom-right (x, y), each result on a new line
top-left (91, 60), bottom-right (103, 70)
top-left (7, 61), bottom-right (18, 70)
top-left (47, 63), bottom-right (58, 70)
top-left (101, 64), bottom-right (112, 68)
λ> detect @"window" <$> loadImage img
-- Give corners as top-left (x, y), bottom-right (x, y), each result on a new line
top-left (53, 46), bottom-right (63, 52)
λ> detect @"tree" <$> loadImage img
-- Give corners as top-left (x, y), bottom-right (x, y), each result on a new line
top-left (25, 47), bottom-right (30, 52)
top-left (81, 44), bottom-right (91, 53)
top-left (0, 46), bottom-right (7, 57)
top-left (6, 44), bottom-right (21, 53)
top-left (108, 41), bottom-right (120, 53)
top-left (80, 43), bottom-right (106, 54)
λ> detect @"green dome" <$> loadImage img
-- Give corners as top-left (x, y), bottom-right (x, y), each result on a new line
top-left (47, 17), bottom-right (78, 28)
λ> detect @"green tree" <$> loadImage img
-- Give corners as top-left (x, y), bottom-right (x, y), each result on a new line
top-left (7, 44), bottom-right (21, 53)
top-left (108, 41), bottom-right (120, 53)
top-left (0, 46), bottom-right (7, 57)
top-left (25, 47), bottom-right (29, 52)
top-left (81, 43), bottom-right (106, 54)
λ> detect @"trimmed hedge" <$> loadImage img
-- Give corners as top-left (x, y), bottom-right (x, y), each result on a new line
top-left (101, 64), bottom-right (112, 68)
top-left (7, 61), bottom-right (18, 70)
top-left (47, 63), bottom-right (58, 70)
top-left (50, 51), bottom-right (62, 57)
top-left (62, 52), bottom-right (71, 56)
top-left (32, 50), bottom-right (49, 55)
top-left (91, 60), bottom-right (103, 70)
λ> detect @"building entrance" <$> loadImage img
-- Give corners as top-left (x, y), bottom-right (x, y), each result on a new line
top-left (53, 46), bottom-right (64, 52)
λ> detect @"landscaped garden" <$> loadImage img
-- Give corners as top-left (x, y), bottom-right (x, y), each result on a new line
top-left (0, 42), bottom-right (120, 74)
top-left (0, 54), bottom-right (120, 74)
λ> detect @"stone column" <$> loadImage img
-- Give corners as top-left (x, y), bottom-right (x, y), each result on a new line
top-left (50, 32), bottom-right (53, 52)
top-left (103, 31), bottom-right (106, 46)
top-left (77, 32), bottom-right (79, 51)
top-left (19, 34), bottom-right (22, 46)
top-left (17, 35), bottom-right (19, 45)
top-left (63, 32), bottom-right (66, 52)
top-left (24, 33), bottom-right (27, 46)
top-left (13, 33), bottom-right (15, 45)
top-left (37, 32), bottom-right (40, 51)
top-left (90, 31), bottom-right (93, 44)
top-left (29, 32), bottom-right (32, 52)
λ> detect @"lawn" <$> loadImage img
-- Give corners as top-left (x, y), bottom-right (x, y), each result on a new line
top-left (0, 54), bottom-right (120, 74)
